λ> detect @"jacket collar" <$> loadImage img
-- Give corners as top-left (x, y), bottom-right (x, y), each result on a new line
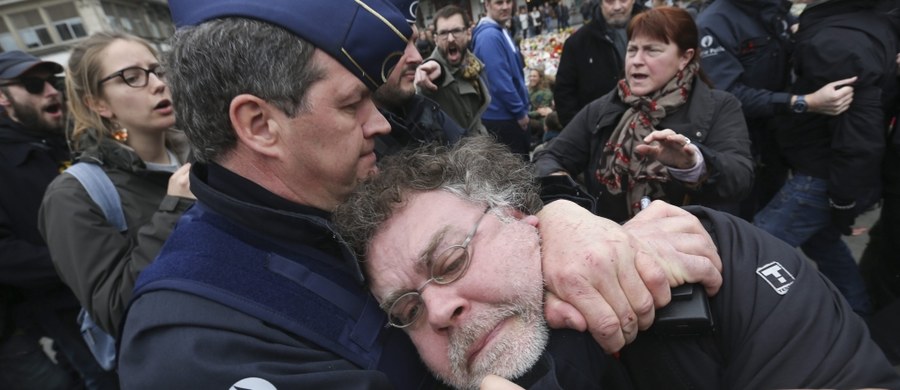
top-left (0, 115), bottom-right (70, 166)
top-left (190, 162), bottom-right (363, 281)
top-left (194, 162), bottom-right (365, 281)
top-left (75, 129), bottom-right (191, 174)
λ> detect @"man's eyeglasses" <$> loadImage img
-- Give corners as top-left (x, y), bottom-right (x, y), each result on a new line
top-left (0, 75), bottom-right (61, 95)
top-left (98, 66), bottom-right (165, 88)
top-left (385, 206), bottom-right (491, 329)
top-left (436, 28), bottom-right (466, 40)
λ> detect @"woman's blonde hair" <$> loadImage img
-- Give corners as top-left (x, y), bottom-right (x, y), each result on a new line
top-left (66, 31), bottom-right (158, 152)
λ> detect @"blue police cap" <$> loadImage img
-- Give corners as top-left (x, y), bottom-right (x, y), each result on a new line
top-left (390, 0), bottom-right (419, 24)
top-left (168, 0), bottom-right (413, 90)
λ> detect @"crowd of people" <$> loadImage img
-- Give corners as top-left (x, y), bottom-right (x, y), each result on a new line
top-left (0, 0), bottom-right (898, 389)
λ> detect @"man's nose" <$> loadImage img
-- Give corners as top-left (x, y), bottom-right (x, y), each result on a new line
top-left (421, 286), bottom-right (467, 331)
top-left (44, 80), bottom-right (61, 96)
top-left (364, 101), bottom-right (391, 137)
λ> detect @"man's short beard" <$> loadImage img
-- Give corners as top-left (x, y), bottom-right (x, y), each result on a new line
top-left (373, 67), bottom-right (417, 110)
top-left (439, 44), bottom-right (467, 67)
top-left (607, 15), bottom-right (630, 29)
top-left (8, 95), bottom-right (64, 135)
top-left (438, 288), bottom-right (548, 389)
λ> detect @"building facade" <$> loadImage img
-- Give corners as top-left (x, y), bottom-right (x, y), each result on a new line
top-left (0, 0), bottom-right (173, 67)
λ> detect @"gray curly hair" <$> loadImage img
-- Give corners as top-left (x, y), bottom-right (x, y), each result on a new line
top-left (333, 136), bottom-right (542, 258)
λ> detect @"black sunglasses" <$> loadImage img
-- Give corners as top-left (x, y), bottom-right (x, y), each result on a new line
top-left (0, 75), bottom-right (61, 94)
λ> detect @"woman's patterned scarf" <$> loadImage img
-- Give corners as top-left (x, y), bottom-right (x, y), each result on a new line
top-left (595, 61), bottom-right (698, 217)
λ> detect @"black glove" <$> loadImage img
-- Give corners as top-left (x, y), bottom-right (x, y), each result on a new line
top-left (829, 198), bottom-right (857, 236)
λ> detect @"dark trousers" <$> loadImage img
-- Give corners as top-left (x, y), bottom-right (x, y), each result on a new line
top-left (739, 126), bottom-right (788, 222)
top-left (0, 332), bottom-right (79, 390)
top-left (860, 194), bottom-right (900, 311)
top-left (482, 118), bottom-right (531, 161)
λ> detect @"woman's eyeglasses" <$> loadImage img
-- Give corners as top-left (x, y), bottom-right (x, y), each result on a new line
top-left (98, 66), bottom-right (166, 88)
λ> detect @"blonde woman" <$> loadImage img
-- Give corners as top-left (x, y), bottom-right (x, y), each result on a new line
top-left (39, 32), bottom-right (194, 337)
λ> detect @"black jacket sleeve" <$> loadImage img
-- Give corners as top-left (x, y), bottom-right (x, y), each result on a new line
top-left (692, 207), bottom-right (900, 389)
top-left (553, 37), bottom-right (584, 126)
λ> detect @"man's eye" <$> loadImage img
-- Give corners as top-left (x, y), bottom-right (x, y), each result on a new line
top-left (434, 246), bottom-right (467, 282)
top-left (392, 298), bottom-right (421, 325)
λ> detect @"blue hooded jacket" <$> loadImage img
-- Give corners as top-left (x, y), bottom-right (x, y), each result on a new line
top-left (471, 18), bottom-right (529, 121)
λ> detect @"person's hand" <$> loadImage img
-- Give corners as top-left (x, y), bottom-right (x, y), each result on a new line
top-left (538, 200), bottom-right (722, 350)
top-left (517, 115), bottom-right (530, 130)
top-left (167, 163), bottom-right (195, 199)
top-left (538, 200), bottom-right (655, 351)
top-left (623, 200), bottom-right (723, 298)
top-left (807, 76), bottom-right (856, 116)
top-left (414, 61), bottom-right (441, 91)
top-left (481, 375), bottom-right (524, 390)
top-left (634, 129), bottom-right (698, 169)
top-left (896, 53), bottom-right (900, 76)
top-left (537, 200), bottom-right (722, 353)
top-left (536, 106), bottom-right (553, 117)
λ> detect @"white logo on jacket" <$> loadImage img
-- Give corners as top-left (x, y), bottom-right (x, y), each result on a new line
top-left (230, 377), bottom-right (277, 390)
top-left (699, 35), bottom-right (725, 58)
top-left (756, 261), bottom-right (795, 295)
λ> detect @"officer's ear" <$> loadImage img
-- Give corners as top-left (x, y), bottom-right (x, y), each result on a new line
top-left (229, 94), bottom-right (281, 158)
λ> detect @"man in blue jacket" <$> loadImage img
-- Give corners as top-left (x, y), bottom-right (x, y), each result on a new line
top-left (472, 0), bottom-right (531, 158)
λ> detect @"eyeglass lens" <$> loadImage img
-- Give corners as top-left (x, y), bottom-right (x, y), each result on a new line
top-left (99, 67), bottom-right (165, 88)
top-left (119, 67), bottom-right (164, 88)
top-left (388, 245), bottom-right (470, 327)
top-left (437, 28), bottom-right (465, 39)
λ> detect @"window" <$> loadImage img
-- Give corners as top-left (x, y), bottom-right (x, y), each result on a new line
top-left (9, 10), bottom-right (52, 49)
top-left (45, 3), bottom-right (87, 42)
top-left (123, 6), bottom-right (148, 36)
top-left (0, 20), bottom-right (18, 52)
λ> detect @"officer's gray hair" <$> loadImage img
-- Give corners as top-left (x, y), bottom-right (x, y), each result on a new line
top-left (164, 18), bottom-right (324, 163)
top-left (333, 136), bottom-right (542, 258)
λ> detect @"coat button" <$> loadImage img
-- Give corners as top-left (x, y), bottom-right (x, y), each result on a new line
top-left (695, 131), bottom-right (702, 137)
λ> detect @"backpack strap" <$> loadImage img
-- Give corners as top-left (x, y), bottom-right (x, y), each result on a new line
top-left (64, 163), bottom-right (127, 232)
top-left (61, 162), bottom-right (122, 371)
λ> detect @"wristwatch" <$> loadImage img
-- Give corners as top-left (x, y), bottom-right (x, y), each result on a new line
top-left (791, 95), bottom-right (808, 114)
